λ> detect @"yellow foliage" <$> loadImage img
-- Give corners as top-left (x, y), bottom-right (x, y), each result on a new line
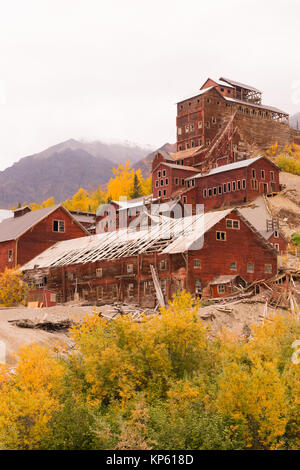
top-left (0, 268), bottom-right (27, 307)
top-left (21, 162), bottom-right (152, 212)
top-left (0, 345), bottom-right (65, 449)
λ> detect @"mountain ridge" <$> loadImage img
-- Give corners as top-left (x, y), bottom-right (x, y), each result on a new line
top-left (0, 139), bottom-right (170, 208)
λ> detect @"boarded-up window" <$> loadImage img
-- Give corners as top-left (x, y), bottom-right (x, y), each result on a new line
top-left (112, 284), bottom-right (118, 298)
top-left (247, 263), bottom-right (254, 273)
top-left (96, 268), bottom-right (103, 278)
top-left (127, 283), bottom-right (134, 298)
top-left (96, 286), bottom-right (103, 299)
top-left (265, 264), bottom-right (272, 274)
top-left (127, 264), bottom-right (134, 274)
top-left (160, 279), bottom-right (167, 295)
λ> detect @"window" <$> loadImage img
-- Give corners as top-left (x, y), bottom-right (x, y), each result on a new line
top-left (195, 279), bottom-right (202, 295)
top-left (127, 283), bottom-right (134, 298)
top-left (206, 139), bottom-right (210, 146)
top-left (212, 187), bottom-right (217, 196)
top-left (143, 280), bottom-right (153, 295)
top-left (205, 121), bottom-right (210, 128)
top-left (252, 169), bottom-right (256, 178)
top-left (127, 264), bottom-right (134, 274)
top-left (183, 196), bottom-right (187, 204)
top-left (223, 183), bottom-right (227, 193)
top-left (175, 178), bottom-right (179, 185)
top-left (237, 180), bottom-right (241, 190)
top-left (8, 249), bottom-right (13, 262)
top-left (165, 178), bottom-right (169, 185)
top-left (158, 171), bottom-right (161, 177)
top-left (247, 263), bottom-right (254, 273)
top-left (181, 179), bottom-right (185, 186)
top-left (155, 180), bottom-right (159, 188)
top-left (112, 284), bottom-right (118, 298)
top-left (179, 145), bottom-right (182, 151)
top-left (163, 189), bottom-right (167, 196)
top-left (274, 230), bottom-right (279, 238)
top-left (227, 182), bottom-right (231, 192)
top-left (212, 117), bottom-right (217, 124)
top-left (270, 171), bottom-right (274, 181)
top-left (203, 189), bottom-right (207, 198)
top-left (160, 278), bottom-right (167, 294)
top-left (159, 260), bottom-right (167, 270)
top-left (185, 125), bottom-right (189, 133)
top-left (208, 188), bottom-right (212, 197)
top-left (275, 243), bottom-right (280, 251)
top-left (178, 127), bottom-right (182, 135)
top-left (191, 141), bottom-right (195, 148)
top-left (190, 124), bottom-right (194, 131)
top-left (218, 185), bottom-right (222, 194)
top-left (261, 170), bottom-right (265, 180)
top-left (194, 259), bottom-right (201, 268)
top-left (226, 219), bottom-right (240, 229)
top-left (53, 220), bottom-right (65, 232)
top-left (162, 169), bottom-right (166, 177)
top-left (158, 190), bottom-right (161, 197)
top-left (96, 286), bottom-right (103, 299)
top-left (242, 179), bottom-right (246, 189)
top-left (265, 264), bottom-right (272, 274)
top-left (198, 121), bottom-right (202, 129)
top-left (96, 268), bottom-right (103, 278)
top-left (160, 179), bottom-right (164, 186)
top-left (216, 231), bottom-right (226, 241)
top-left (230, 261), bottom-right (237, 271)
top-left (218, 284), bottom-right (225, 294)
top-left (232, 181), bottom-right (236, 191)
top-left (251, 180), bottom-right (258, 190)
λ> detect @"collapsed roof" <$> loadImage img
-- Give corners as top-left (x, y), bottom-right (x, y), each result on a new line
top-left (21, 208), bottom-right (276, 271)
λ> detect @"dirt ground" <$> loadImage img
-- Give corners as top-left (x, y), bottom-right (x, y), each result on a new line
top-left (0, 296), bottom-right (288, 366)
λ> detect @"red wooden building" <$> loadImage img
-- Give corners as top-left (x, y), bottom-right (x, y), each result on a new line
top-left (22, 208), bottom-right (278, 304)
top-left (183, 155), bottom-right (280, 210)
top-left (0, 204), bottom-right (89, 272)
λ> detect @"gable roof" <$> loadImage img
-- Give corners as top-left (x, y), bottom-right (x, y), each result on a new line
top-left (200, 78), bottom-right (234, 90)
top-left (219, 77), bottom-right (261, 93)
top-left (176, 86), bottom-right (222, 104)
top-left (0, 210), bottom-right (13, 223)
top-left (155, 162), bottom-right (200, 172)
top-left (186, 156), bottom-right (278, 181)
top-left (0, 204), bottom-right (89, 243)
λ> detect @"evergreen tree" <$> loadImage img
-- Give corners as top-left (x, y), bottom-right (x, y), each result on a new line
top-left (130, 173), bottom-right (143, 199)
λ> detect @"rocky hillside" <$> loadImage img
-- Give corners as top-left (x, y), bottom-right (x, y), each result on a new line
top-left (0, 139), bottom-right (154, 208)
top-left (133, 142), bottom-right (176, 176)
top-left (290, 112), bottom-right (300, 130)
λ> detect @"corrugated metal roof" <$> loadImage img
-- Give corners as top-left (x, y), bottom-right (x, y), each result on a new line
top-left (219, 77), bottom-right (261, 93)
top-left (0, 210), bottom-right (13, 223)
top-left (186, 156), bottom-right (264, 180)
top-left (176, 86), bottom-right (215, 104)
top-left (21, 209), bottom-right (233, 270)
top-left (209, 275), bottom-right (238, 285)
top-left (162, 163), bottom-right (200, 172)
top-left (224, 96), bottom-right (288, 115)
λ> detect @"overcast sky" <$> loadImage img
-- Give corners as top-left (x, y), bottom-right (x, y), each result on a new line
top-left (0, 0), bottom-right (299, 170)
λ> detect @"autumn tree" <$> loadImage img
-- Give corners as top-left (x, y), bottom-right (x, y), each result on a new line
top-left (0, 268), bottom-right (27, 307)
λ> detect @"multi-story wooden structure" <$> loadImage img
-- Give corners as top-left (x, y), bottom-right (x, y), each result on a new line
top-left (0, 205), bottom-right (89, 272)
top-left (22, 209), bottom-right (278, 305)
top-left (176, 76), bottom-right (291, 161)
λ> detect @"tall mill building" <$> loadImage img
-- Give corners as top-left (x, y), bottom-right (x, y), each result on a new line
top-left (175, 77), bottom-right (299, 164)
